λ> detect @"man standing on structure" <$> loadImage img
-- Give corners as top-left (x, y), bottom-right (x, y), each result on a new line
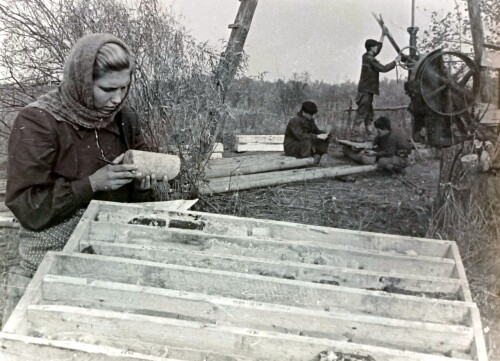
top-left (351, 27), bottom-right (400, 142)
top-left (284, 101), bottom-right (333, 166)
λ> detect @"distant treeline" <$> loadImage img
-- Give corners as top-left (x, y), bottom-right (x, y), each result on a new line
top-left (224, 73), bottom-right (411, 139)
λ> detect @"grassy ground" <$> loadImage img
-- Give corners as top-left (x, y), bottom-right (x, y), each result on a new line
top-left (0, 144), bottom-right (498, 358)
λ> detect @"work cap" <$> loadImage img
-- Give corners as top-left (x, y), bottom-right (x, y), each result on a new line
top-left (365, 39), bottom-right (382, 50)
top-left (301, 101), bottom-right (318, 115)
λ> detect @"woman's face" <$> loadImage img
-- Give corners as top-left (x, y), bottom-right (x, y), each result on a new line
top-left (93, 69), bottom-right (131, 111)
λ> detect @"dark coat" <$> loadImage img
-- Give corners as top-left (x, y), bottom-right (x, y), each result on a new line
top-left (357, 52), bottom-right (396, 95)
top-left (373, 131), bottom-right (412, 160)
top-left (6, 105), bottom-right (150, 230)
top-left (284, 112), bottom-right (327, 158)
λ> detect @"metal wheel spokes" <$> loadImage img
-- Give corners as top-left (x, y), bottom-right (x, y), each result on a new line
top-left (419, 51), bottom-right (480, 116)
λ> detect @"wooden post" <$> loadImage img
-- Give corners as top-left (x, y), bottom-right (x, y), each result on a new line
top-left (466, 0), bottom-right (489, 101)
top-left (217, 0), bottom-right (259, 93)
top-left (345, 98), bottom-right (353, 138)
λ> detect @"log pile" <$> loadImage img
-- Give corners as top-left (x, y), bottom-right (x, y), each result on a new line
top-left (201, 153), bottom-right (372, 194)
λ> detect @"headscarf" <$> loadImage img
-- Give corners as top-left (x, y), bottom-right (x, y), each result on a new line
top-left (31, 33), bottom-right (134, 129)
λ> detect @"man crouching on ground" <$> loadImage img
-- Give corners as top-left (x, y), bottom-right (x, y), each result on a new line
top-left (284, 101), bottom-right (333, 165)
top-left (366, 116), bottom-right (412, 174)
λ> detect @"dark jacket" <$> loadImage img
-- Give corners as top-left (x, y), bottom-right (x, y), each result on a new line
top-left (358, 52), bottom-right (396, 95)
top-left (6, 105), bottom-right (150, 230)
top-left (373, 131), bottom-right (412, 160)
top-left (284, 112), bottom-right (323, 155)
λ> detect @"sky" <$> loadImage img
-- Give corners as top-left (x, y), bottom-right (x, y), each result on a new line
top-left (161, 0), bottom-right (457, 84)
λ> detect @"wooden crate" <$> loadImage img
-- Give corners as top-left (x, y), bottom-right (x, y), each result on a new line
top-left (1, 200), bottom-right (488, 361)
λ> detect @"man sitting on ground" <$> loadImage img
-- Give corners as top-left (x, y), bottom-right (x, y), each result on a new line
top-left (366, 116), bottom-right (412, 173)
top-left (283, 101), bottom-right (333, 165)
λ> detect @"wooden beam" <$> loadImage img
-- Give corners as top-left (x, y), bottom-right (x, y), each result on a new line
top-left (42, 275), bottom-right (473, 355)
top-left (450, 242), bottom-right (473, 302)
top-left (236, 135), bottom-right (284, 144)
top-left (92, 203), bottom-right (454, 259)
top-left (234, 143), bottom-right (284, 152)
top-left (87, 222), bottom-right (457, 278)
top-left (27, 305), bottom-right (473, 361)
top-left (0, 333), bottom-right (175, 361)
top-left (81, 240), bottom-right (464, 298)
top-left (470, 307), bottom-right (489, 361)
top-left (199, 165), bottom-right (377, 194)
top-left (205, 154), bottom-right (314, 178)
top-left (50, 253), bottom-right (474, 325)
top-left (136, 199), bottom-right (199, 212)
top-left (217, 0), bottom-right (259, 90)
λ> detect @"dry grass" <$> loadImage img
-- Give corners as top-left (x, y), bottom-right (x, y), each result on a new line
top-left (428, 188), bottom-right (500, 359)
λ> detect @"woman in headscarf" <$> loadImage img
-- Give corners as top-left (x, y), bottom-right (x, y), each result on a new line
top-left (6, 33), bottom-right (159, 275)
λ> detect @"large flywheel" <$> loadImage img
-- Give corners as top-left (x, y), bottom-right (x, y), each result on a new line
top-left (417, 51), bottom-right (480, 116)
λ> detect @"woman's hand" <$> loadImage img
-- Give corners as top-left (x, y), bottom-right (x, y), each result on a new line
top-left (89, 154), bottom-right (139, 192)
top-left (134, 174), bottom-right (169, 192)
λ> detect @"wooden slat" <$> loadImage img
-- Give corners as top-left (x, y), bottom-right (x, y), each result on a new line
top-left (0, 332), bottom-right (174, 361)
top-left (200, 165), bottom-right (377, 193)
top-left (93, 203), bottom-right (454, 259)
top-left (450, 242), bottom-right (473, 302)
top-left (27, 305), bottom-right (472, 361)
top-left (49, 253), bottom-right (474, 325)
top-left (236, 135), bottom-right (284, 144)
top-left (234, 143), bottom-right (284, 152)
top-left (136, 199), bottom-right (199, 211)
top-left (42, 275), bottom-right (474, 355)
top-left (470, 307), bottom-right (489, 361)
top-left (87, 222), bottom-right (458, 278)
top-left (82, 240), bottom-right (464, 298)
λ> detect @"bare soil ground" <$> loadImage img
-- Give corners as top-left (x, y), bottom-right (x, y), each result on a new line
top-left (0, 144), bottom-right (498, 358)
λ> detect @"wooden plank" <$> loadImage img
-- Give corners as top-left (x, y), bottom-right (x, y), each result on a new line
top-left (470, 307), bottom-right (489, 361)
top-left (236, 135), bottom-right (284, 144)
top-left (93, 203), bottom-right (454, 259)
top-left (235, 143), bottom-right (284, 152)
top-left (200, 165), bottom-right (377, 193)
top-left (42, 275), bottom-right (475, 355)
top-left (205, 154), bottom-right (314, 179)
top-left (82, 240), bottom-right (464, 298)
top-left (450, 242), bottom-right (473, 303)
top-left (0, 332), bottom-right (174, 361)
top-left (136, 199), bottom-right (199, 211)
top-left (88, 222), bottom-right (458, 278)
top-left (49, 253), bottom-right (474, 325)
top-left (27, 305), bottom-right (473, 361)
top-left (207, 153), bottom-right (284, 166)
